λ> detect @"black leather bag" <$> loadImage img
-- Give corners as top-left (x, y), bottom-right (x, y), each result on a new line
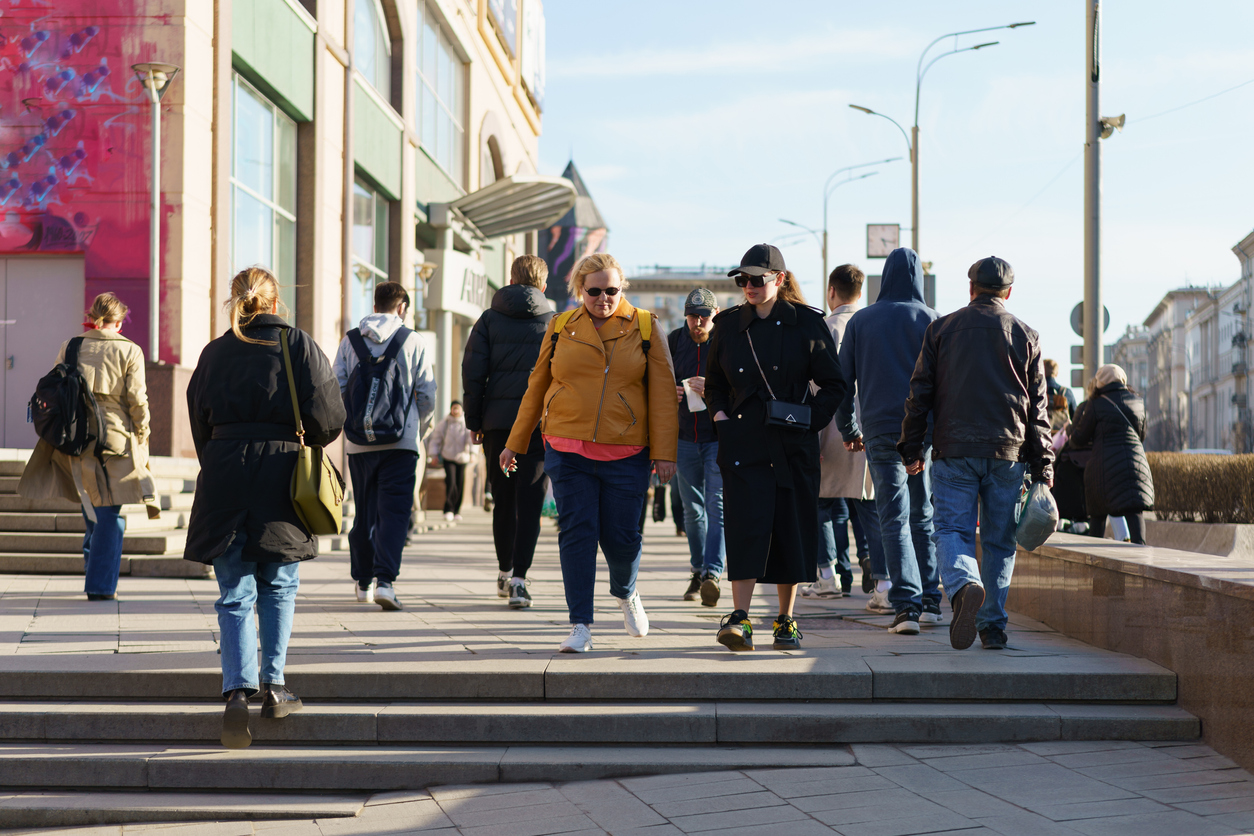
top-left (747, 331), bottom-right (810, 432)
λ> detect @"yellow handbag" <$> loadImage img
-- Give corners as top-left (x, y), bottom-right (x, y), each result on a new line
top-left (280, 328), bottom-right (344, 535)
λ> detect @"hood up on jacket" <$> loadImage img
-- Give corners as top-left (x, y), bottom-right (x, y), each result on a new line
top-left (492, 284), bottom-right (552, 319)
top-left (359, 312), bottom-right (405, 344)
top-left (878, 247), bottom-right (927, 304)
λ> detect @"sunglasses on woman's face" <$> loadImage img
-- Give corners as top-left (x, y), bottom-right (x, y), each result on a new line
top-left (734, 272), bottom-right (774, 288)
top-left (584, 286), bottom-right (622, 297)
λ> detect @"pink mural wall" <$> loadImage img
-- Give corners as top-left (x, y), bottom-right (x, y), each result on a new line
top-left (0, 0), bottom-right (180, 362)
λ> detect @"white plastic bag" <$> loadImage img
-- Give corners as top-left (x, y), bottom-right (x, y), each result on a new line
top-left (1016, 481), bottom-right (1059, 552)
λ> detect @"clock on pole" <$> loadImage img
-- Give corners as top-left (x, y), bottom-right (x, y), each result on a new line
top-left (867, 224), bottom-right (900, 258)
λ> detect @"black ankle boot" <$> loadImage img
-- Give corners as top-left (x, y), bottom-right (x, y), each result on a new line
top-left (260, 684), bottom-right (304, 719)
top-left (221, 689), bottom-right (251, 749)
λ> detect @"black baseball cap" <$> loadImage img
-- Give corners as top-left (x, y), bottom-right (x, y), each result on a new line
top-left (728, 243), bottom-right (787, 277)
top-left (968, 256), bottom-right (1014, 288)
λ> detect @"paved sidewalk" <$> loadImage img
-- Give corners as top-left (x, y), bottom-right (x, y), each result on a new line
top-left (5, 739), bottom-right (1254, 835)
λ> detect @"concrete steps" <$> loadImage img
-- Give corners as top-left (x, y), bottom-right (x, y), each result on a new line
top-left (0, 790), bottom-right (364, 829)
top-left (0, 552), bottom-right (206, 576)
top-left (0, 529), bottom-right (187, 554)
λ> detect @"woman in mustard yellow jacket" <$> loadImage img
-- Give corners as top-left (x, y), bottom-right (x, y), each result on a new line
top-left (501, 253), bottom-right (678, 653)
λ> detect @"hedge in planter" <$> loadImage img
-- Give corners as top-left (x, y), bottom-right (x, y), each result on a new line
top-left (1147, 452), bottom-right (1254, 524)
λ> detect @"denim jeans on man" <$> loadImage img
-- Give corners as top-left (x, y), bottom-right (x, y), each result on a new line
top-left (675, 439), bottom-right (725, 577)
top-left (213, 532), bottom-right (300, 695)
top-left (931, 457), bottom-right (1026, 633)
top-left (849, 499), bottom-right (888, 580)
top-left (865, 433), bottom-right (940, 613)
top-left (348, 450), bottom-right (419, 586)
top-left (82, 505), bottom-right (125, 597)
top-left (817, 498), bottom-right (854, 590)
top-left (544, 445), bottom-right (651, 625)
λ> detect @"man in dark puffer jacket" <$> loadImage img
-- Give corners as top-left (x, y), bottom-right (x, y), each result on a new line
top-left (462, 255), bottom-right (555, 608)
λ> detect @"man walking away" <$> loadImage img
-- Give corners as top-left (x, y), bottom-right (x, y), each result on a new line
top-left (668, 288), bottom-right (725, 606)
top-left (334, 281), bottom-right (436, 612)
top-left (805, 265), bottom-right (885, 600)
top-left (1044, 359), bottom-right (1076, 433)
top-left (836, 247), bottom-right (940, 636)
top-left (462, 255), bottom-right (554, 608)
top-left (899, 256), bottom-right (1054, 650)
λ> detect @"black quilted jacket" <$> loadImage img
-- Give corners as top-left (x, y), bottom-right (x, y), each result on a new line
top-left (461, 285), bottom-right (554, 433)
top-left (1069, 384), bottom-right (1155, 516)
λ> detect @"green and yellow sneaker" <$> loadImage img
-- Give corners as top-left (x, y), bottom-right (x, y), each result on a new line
top-left (772, 614), bottom-right (803, 650)
top-left (717, 609), bottom-right (754, 651)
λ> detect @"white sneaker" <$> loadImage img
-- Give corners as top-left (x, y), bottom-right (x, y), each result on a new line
top-left (497, 570), bottom-right (510, 598)
top-left (616, 591), bottom-right (650, 637)
top-left (375, 584), bottom-right (402, 611)
top-left (559, 623), bottom-right (593, 653)
top-left (800, 576), bottom-right (841, 599)
top-left (453, 514), bottom-right (463, 521)
top-left (355, 580), bottom-right (376, 604)
top-left (866, 588), bottom-right (893, 614)
top-left (443, 512), bottom-right (455, 522)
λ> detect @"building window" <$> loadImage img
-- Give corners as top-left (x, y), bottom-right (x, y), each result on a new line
top-left (351, 179), bottom-right (389, 326)
top-left (231, 73), bottom-right (297, 317)
top-left (416, 1), bottom-right (465, 185)
top-left (355, 0), bottom-right (391, 100)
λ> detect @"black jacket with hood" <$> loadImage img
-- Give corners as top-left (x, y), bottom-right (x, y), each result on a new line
top-left (184, 315), bottom-right (346, 565)
top-left (462, 285), bottom-right (555, 434)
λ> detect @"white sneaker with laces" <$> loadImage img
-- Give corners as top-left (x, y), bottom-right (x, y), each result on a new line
top-left (559, 623), bottom-right (592, 653)
top-left (866, 588), bottom-right (893, 614)
top-left (496, 570), bottom-right (510, 598)
top-left (375, 584), bottom-right (402, 611)
top-left (443, 512), bottom-right (455, 522)
top-left (355, 580), bottom-right (376, 604)
top-left (800, 576), bottom-right (841, 599)
top-left (616, 591), bottom-right (650, 637)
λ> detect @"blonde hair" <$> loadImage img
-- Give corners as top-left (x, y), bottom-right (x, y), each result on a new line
top-left (778, 270), bottom-right (808, 307)
top-left (568, 253), bottom-right (628, 299)
top-left (226, 267), bottom-right (281, 345)
top-left (87, 292), bottom-right (128, 329)
top-left (511, 255), bottom-right (549, 289)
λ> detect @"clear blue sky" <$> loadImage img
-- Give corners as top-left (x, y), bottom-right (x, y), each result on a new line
top-left (537, 0), bottom-right (1254, 378)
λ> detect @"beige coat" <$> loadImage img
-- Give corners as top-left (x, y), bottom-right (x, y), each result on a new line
top-left (428, 414), bottom-right (476, 464)
top-left (19, 329), bottom-right (157, 511)
top-left (819, 306), bottom-right (874, 500)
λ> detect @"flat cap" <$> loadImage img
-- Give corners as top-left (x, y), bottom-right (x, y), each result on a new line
top-left (968, 256), bottom-right (1014, 288)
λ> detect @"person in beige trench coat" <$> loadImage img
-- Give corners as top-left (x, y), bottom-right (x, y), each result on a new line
top-left (18, 293), bottom-right (157, 600)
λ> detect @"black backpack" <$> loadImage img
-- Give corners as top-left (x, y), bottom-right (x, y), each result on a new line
top-left (29, 336), bottom-right (108, 457)
top-left (341, 327), bottom-right (415, 446)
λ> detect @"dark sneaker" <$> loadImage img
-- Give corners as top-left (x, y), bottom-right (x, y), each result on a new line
top-left (859, 558), bottom-right (874, 594)
top-left (260, 684), bottom-right (304, 719)
top-left (508, 578), bottom-right (532, 609)
top-left (980, 627), bottom-right (1008, 650)
top-left (221, 689), bottom-right (251, 749)
top-left (699, 572), bottom-right (721, 608)
top-left (950, 582), bottom-right (985, 650)
top-left (717, 609), bottom-right (754, 651)
top-left (683, 571), bottom-right (702, 601)
top-left (772, 614), bottom-right (803, 650)
top-left (888, 609), bottom-right (921, 635)
top-left (919, 600), bottom-right (945, 625)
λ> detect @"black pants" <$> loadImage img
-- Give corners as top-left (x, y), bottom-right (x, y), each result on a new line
top-left (443, 461), bottom-right (466, 514)
top-left (483, 429), bottom-right (548, 577)
top-left (1088, 512), bottom-right (1145, 544)
top-left (348, 450), bottom-right (419, 585)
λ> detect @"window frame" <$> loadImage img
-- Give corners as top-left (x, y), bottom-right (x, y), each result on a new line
top-left (350, 177), bottom-right (391, 325)
top-left (355, 0), bottom-right (393, 101)
top-left (416, 1), bottom-right (466, 186)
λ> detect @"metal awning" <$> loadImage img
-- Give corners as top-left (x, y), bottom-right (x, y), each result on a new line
top-left (445, 175), bottom-right (578, 239)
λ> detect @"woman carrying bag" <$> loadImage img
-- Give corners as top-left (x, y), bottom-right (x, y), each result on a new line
top-left (705, 246), bottom-right (846, 651)
top-left (184, 267), bottom-right (345, 749)
top-left (20, 293), bottom-right (158, 601)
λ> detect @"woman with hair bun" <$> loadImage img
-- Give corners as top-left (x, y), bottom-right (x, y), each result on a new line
top-left (184, 267), bottom-right (345, 748)
top-left (19, 292), bottom-right (156, 602)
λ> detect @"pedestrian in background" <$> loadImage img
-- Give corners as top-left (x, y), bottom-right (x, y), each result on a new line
top-left (184, 267), bottom-right (345, 748)
top-left (1068, 363), bottom-right (1154, 544)
top-left (462, 254), bottom-right (554, 609)
top-left (836, 247), bottom-right (942, 636)
top-left (899, 257), bottom-right (1054, 651)
top-left (1044, 359), bottom-right (1076, 433)
top-left (429, 401), bottom-right (475, 522)
top-left (501, 253), bottom-right (678, 653)
top-left (20, 292), bottom-right (157, 602)
top-left (669, 288), bottom-right (725, 607)
top-left (707, 246), bottom-right (845, 652)
top-left (334, 281), bottom-right (435, 611)
top-left (805, 265), bottom-right (884, 600)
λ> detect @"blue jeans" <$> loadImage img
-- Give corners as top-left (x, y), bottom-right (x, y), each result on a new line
top-left (865, 434), bottom-right (940, 613)
top-left (213, 532), bottom-right (300, 696)
top-left (675, 439), bottom-right (725, 576)
top-left (817, 498), bottom-right (854, 589)
top-left (544, 445), bottom-right (651, 625)
top-left (931, 456), bottom-right (1026, 633)
top-left (850, 498), bottom-right (888, 580)
top-left (82, 506), bottom-right (125, 597)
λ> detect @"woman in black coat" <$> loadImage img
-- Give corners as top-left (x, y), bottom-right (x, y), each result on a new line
top-left (1068, 364), bottom-right (1154, 544)
top-left (705, 249), bottom-right (845, 652)
top-left (184, 267), bottom-right (345, 749)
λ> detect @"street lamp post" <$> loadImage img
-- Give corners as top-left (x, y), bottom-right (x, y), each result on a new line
top-left (132, 62), bottom-right (180, 365)
top-left (850, 21), bottom-right (1034, 262)
top-left (821, 158), bottom-right (901, 281)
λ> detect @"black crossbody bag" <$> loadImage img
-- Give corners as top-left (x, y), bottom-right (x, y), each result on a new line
top-left (746, 330), bottom-right (810, 431)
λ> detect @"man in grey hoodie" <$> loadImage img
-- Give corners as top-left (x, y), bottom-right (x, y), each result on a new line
top-left (333, 281), bottom-right (436, 611)
top-left (836, 248), bottom-right (940, 636)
